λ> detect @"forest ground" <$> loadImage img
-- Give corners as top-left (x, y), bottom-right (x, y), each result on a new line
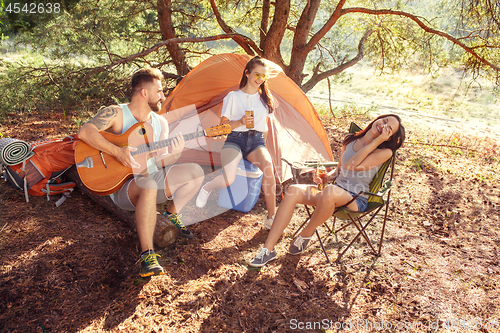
top-left (1, 111), bottom-right (499, 333)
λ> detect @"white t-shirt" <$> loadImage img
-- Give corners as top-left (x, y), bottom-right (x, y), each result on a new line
top-left (220, 90), bottom-right (270, 132)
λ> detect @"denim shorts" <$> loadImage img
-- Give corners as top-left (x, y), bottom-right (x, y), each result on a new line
top-left (222, 130), bottom-right (266, 159)
top-left (334, 184), bottom-right (368, 212)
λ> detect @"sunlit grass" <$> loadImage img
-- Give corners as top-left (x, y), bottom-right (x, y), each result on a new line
top-left (308, 63), bottom-right (500, 128)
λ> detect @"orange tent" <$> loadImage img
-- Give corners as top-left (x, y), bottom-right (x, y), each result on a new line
top-left (159, 53), bottom-right (333, 183)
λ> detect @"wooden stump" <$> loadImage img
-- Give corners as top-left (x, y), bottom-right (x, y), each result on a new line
top-left (66, 166), bottom-right (179, 248)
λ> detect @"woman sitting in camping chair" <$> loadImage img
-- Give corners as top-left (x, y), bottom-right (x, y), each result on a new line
top-left (249, 114), bottom-right (405, 267)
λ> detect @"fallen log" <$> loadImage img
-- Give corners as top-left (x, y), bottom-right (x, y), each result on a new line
top-left (66, 166), bottom-right (179, 248)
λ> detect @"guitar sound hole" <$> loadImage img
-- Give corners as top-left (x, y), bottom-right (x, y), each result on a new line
top-left (138, 128), bottom-right (146, 135)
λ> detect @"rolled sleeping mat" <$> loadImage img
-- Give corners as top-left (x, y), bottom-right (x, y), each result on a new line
top-left (0, 138), bottom-right (34, 166)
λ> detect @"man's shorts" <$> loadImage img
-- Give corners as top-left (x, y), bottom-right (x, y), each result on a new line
top-left (111, 166), bottom-right (174, 211)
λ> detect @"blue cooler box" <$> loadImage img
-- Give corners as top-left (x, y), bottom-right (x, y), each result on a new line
top-left (218, 159), bottom-right (263, 212)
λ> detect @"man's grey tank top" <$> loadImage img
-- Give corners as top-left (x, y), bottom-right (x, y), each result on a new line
top-left (334, 140), bottom-right (382, 199)
top-left (109, 104), bottom-right (163, 201)
top-left (119, 104), bottom-right (162, 141)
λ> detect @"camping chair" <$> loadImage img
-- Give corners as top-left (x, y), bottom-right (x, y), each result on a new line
top-left (285, 122), bottom-right (396, 264)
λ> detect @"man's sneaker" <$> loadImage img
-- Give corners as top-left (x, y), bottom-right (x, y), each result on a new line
top-left (249, 247), bottom-right (277, 267)
top-left (196, 183), bottom-right (212, 208)
top-left (288, 235), bottom-right (313, 255)
top-left (139, 250), bottom-right (164, 277)
top-left (263, 215), bottom-right (274, 230)
top-left (164, 212), bottom-right (194, 239)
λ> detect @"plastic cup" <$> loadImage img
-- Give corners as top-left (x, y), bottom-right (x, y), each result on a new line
top-left (316, 168), bottom-right (327, 190)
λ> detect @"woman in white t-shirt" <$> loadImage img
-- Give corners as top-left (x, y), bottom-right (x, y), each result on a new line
top-left (196, 56), bottom-right (276, 227)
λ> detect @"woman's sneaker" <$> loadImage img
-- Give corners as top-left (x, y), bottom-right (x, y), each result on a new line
top-left (196, 183), bottom-right (212, 208)
top-left (288, 235), bottom-right (313, 255)
top-left (263, 216), bottom-right (274, 230)
top-left (249, 248), bottom-right (277, 267)
top-left (139, 250), bottom-right (164, 277)
top-left (164, 212), bottom-right (194, 239)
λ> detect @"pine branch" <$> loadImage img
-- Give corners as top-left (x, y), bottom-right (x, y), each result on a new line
top-left (209, 0), bottom-right (259, 55)
top-left (342, 7), bottom-right (500, 73)
top-left (301, 29), bottom-right (374, 93)
top-left (102, 34), bottom-right (252, 70)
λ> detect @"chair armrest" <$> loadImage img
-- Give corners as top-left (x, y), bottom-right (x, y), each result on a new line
top-left (281, 158), bottom-right (304, 170)
top-left (339, 180), bottom-right (392, 210)
top-left (302, 161), bottom-right (339, 168)
top-left (281, 157), bottom-right (293, 167)
top-left (281, 157), bottom-right (338, 169)
top-left (361, 179), bottom-right (393, 198)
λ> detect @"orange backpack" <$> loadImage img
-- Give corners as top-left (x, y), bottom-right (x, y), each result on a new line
top-left (1, 135), bottom-right (78, 205)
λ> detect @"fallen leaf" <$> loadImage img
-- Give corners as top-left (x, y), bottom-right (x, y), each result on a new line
top-left (293, 277), bottom-right (308, 293)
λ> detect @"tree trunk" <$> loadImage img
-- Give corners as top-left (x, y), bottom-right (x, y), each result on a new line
top-left (157, 0), bottom-right (192, 76)
top-left (261, 0), bottom-right (290, 69)
top-left (209, 0), bottom-right (257, 55)
top-left (301, 29), bottom-right (374, 93)
top-left (66, 166), bottom-right (179, 248)
top-left (287, 0), bottom-right (347, 88)
top-left (286, 0), bottom-right (321, 86)
top-left (260, 0), bottom-right (271, 50)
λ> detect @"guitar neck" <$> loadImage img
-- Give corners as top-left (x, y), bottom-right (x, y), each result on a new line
top-left (133, 130), bottom-right (205, 156)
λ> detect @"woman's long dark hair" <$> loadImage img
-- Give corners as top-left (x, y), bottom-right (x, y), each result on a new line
top-left (239, 56), bottom-right (274, 112)
top-left (344, 114), bottom-right (405, 151)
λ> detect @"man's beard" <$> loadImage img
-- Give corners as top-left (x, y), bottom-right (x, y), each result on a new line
top-left (148, 99), bottom-right (161, 112)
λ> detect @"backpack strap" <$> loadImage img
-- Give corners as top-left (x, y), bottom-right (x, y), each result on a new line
top-left (55, 191), bottom-right (72, 207)
top-left (22, 160), bottom-right (29, 203)
top-left (42, 182), bottom-right (75, 206)
top-left (45, 182), bottom-right (50, 201)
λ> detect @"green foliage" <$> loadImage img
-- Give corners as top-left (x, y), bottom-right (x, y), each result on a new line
top-left (0, 53), bottom-right (129, 117)
top-left (1, 0), bottom-right (500, 120)
top-left (15, 0), bottom-right (214, 71)
top-left (0, 0), bottom-right (215, 118)
top-left (407, 156), bottom-right (436, 172)
top-left (23, 0), bottom-right (158, 62)
top-left (0, 0), bottom-right (79, 35)
top-left (316, 103), bottom-right (377, 119)
top-left (0, 0), bottom-right (5, 36)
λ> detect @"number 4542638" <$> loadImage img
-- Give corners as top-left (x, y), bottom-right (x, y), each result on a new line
top-left (5, 2), bottom-right (61, 14)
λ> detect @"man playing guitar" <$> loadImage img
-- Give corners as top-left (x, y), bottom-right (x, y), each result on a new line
top-left (78, 68), bottom-right (204, 277)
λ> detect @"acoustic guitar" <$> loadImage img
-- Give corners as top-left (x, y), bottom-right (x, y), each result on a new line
top-left (75, 122), bottom-right (231, 195)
